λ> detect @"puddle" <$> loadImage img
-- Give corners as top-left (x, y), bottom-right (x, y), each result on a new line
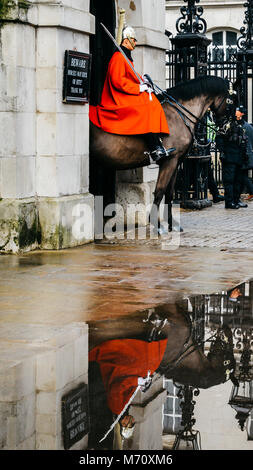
top-left (87, 280), bottom-right (253, 450)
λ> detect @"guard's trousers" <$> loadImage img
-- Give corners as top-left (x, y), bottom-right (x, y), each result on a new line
top-left (222, 161), bottom-right (244, 205)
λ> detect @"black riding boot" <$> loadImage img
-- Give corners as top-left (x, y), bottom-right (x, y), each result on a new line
top-left (144, 133), bottom-right (175, 163)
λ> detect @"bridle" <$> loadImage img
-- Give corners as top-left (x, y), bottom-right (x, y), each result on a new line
top-left (145, 75), bottom-right (237, 143)
top-left (157, 315), bottom-right (235, 383)
top-left (210, 82), bottom-right (237, 135)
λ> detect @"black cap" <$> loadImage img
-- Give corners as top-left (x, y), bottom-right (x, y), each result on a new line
top-left (238, 105), bottom-right (246, 114)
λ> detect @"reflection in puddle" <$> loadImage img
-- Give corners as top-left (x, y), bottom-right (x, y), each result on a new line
top-left (87, 281), bottom-right (253, 450)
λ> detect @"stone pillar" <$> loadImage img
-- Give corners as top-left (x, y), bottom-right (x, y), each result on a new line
top-left (0, 1), bottom-right (95, 252)
top-left (0, 4), bottom-right (38, 252)
top-left (115, 0), bottom-right (168, 223)
top-left (124, 375), bottom-right (167, 450)
top-left (34, 1), bottom-right (95, 249)
top-left (0, 322), bottom-right (89, 450)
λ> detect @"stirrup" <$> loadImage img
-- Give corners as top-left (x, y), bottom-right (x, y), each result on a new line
top-left (164, 147), bottom-right (176, 157)
top-left (146, 147), bottom-right (176, 164)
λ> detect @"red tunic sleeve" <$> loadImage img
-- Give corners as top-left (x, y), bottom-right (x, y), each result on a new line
top-left (108, 53), bottom-right (140, 96)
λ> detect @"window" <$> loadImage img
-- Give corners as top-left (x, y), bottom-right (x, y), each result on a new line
top-left (209, 30), bottom-right (237, 61)
top-left (163, 379), bottom-right (183, 434)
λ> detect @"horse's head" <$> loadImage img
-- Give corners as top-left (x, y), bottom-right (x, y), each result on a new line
top-left (211, 79), bottom-right (238, 134)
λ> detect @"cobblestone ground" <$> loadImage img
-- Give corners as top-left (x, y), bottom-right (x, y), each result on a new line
top-left (179, 197), bottom-right (253, 249)
top-left (99, 197), bottom-right (253, 250)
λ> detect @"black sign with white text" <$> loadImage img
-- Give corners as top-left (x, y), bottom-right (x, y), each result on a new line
top-left (61, 383), bottom-right (89, 449)
top-left (63, 50), bottom-right (91, 104)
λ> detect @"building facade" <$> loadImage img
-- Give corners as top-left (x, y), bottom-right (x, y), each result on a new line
top-left (0, 0), bottom-right (250, 253)
top-left (0, 0), bottom-right (169, 253)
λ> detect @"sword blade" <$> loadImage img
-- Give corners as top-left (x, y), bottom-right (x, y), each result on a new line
top-left (100, 22), bottom-right (143, 85)
top-left (99, 385), bottom-right (141, 443)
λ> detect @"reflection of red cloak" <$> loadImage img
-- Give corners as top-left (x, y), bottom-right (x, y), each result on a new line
top-left (89, 51), bottom-right (170, 136)
top-left (89, 338), bottom-right (167, 415)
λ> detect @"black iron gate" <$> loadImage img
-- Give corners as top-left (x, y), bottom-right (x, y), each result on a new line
top-left (207, 46), bottom-right (238, 188)
top-left (166, 44), bottom-right (238, 192)
top-left (166, 0), bottom-right (253, 196)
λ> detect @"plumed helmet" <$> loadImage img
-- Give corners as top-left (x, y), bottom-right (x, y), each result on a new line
top-left (122, 25), bottom-right (137, 41)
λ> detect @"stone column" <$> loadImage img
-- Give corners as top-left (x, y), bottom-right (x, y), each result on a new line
top-left (115, 0), bottom-right (168, 224)
top-left (124, 375), bottom-right (167, 450)
top-left (0, 322), bottom-right (89, 450)
top-left (0, 3), bottom-right (38, 252)
top-left (0, 1), bottom-right (95, 252)
top-left (33, 1), bottom-right (95, 249)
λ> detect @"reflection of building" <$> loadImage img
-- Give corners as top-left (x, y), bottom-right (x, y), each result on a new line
top-left (163, 379), bottom-right (183, 435)
top-left (163, 280), bottom-right (253, 448)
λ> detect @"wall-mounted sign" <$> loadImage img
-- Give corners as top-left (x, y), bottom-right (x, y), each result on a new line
top-left (61, 383), bottom-right (89, 449)
top-left (63, 50), bottom-right (92, 104)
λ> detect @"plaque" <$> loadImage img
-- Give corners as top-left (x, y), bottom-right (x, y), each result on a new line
top-left (62, 383), bottom-right (89, 449)
top-left (63, 50), bottom-right (92, 104)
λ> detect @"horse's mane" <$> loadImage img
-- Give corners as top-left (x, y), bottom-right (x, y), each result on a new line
top-left (167, 76), bottom-right (228, 101)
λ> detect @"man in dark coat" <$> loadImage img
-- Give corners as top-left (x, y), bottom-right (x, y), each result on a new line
top-left (216, 115), bottom-right (248, 209)
top-left (236, 107), bottom-right (253, 200)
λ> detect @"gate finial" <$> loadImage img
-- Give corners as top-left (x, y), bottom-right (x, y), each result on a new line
top-left (237, 0), bottom-right (253, 50)
top-left (176, 0), bottom-right (207, 35)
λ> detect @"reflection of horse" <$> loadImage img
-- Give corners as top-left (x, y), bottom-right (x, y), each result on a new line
top-left (88, 302), bottom-right (235, 449)
top-left (90, 76), bottom-right (233, 229)
top-left (88, 301), bottom-right (235, 389)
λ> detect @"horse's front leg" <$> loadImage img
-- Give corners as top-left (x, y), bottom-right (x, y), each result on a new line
top-left (150, 157), bottom-right (180, 235)
top-left (165, 168), bottom-right (183, 233)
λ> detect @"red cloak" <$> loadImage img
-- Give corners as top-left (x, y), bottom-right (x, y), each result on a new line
top-left (89, 51), bottom-right (170, 136)
top-left (89, 338), bottom-right (167, 416)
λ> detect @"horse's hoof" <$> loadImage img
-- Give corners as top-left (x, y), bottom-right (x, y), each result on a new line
top-left (169, 225), bottom-right (184, 233)
top-left (158, 226), bottom-right (169, 235)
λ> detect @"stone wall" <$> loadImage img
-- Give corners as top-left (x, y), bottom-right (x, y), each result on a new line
top-left (195, 381), bottom-right (253, 450)
top-left (0, 0), bottom-right (170, 250)
top-left (125, 375), bottom-right (167, 450)
top-left (0, 322), bottom-right (89, 450)
top-left (0, 0), bottom-right (95, 252)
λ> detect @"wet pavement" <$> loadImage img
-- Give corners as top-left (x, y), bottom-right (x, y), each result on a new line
top-left (1, 198), bottom-right (253, 450)
top-left (1, 243), bottom-right (253, 325)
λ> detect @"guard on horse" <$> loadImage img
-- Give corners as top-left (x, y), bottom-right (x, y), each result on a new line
top-left (89, 25), bottom-right (175, 163)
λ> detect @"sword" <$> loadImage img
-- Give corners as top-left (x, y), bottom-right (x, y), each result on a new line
top-left (100, 22), bottom-right (144, 85)
top-left (99, 385), bottom-right (141, 443)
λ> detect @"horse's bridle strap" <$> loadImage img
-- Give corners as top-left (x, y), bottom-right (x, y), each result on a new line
top-left (156, 82), bottom-right (233, 138)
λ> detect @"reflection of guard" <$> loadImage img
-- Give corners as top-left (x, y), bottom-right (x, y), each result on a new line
top-left (88, 338), bottom-right (167, 446)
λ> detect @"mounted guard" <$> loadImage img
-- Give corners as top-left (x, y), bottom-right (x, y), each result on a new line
top-left (89, 24), bottom-right (175, 163)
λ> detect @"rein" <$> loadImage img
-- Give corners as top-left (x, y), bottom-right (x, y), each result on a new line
top-left (149, 79), bottom-right (234, 143)
top-left (158, 314), bottom-right (232, 379)
top-left (159, 329), bottom-right (219, 374)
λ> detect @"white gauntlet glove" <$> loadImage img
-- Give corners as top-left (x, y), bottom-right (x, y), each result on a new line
top-left (139, 83), bottom-right (153, 100)
top-left (139, 83), bottom-right (149, 93)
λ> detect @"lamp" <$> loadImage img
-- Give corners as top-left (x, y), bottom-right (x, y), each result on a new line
top-left (172, 385), bottom-right (201, 450)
